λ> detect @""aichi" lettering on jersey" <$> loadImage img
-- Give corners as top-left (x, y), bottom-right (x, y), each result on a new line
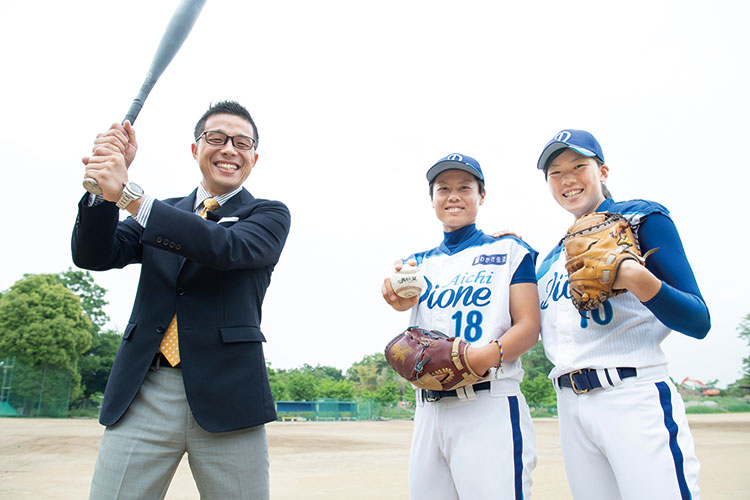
top-left (540, 271), bottom-right (570, 310)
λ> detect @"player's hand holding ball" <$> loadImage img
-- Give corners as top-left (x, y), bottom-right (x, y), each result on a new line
top-left (391, 262), bottom-right (425, 298)
top-left (382, 259), bottom-right (424, 311)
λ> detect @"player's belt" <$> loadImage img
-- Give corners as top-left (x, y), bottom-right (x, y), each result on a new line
top-left (558, 367), bottom-right (636, 394)
top-left (422, 381), bottom-right (492, 402)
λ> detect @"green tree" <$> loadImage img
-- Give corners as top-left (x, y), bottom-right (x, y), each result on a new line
top-left (739, 313), bottom-right (750, 378)
top-left (375, 381), bottom-right (400, 404)
top-left (267, 364), bottom-right (290, 401)
top-left (519, 340), bottom-right (556, 406)
top-left (0, 274), bottom-right (93, 412)
top-left (56, 268), bottom-right (122, 406)
top-left (348, 352), bottom-right (416, 402)
top-left (77, 330), bottom-right (121, 401)
top-left (348, 353), bottom-right (391, 389)
top-left (0, 274), bottom-right (92, 368)
top-left (521, 373), bottom-right (557, 407)
top-left (286, 370), bottom-right (318, 401)
top-left (318, 378), bottom-right (356, 400)
top-left (521, 341), bottom-right (554, 380)
top-left (56, 268), bottom-right (109, 331)
top-left (726, 313), bottom-right (750, 396)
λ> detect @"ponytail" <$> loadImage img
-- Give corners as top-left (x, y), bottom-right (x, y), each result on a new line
top-left (596, 159), bottom-right (612, 199)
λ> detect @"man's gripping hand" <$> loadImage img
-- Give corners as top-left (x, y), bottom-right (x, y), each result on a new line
top-left (82, 122), bottom-right (138, 201)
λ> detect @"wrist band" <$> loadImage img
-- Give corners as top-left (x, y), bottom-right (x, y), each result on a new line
top-left (490, 339), bottom-right (503, 374)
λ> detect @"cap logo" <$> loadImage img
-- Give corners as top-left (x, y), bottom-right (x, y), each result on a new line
top-left (554, 131), bottom-right (571, 143)
top-left (447, 154), bottom-right (463, 162)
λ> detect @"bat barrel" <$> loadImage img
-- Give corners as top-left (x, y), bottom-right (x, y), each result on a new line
top-left (82, 0), bottom-right (207, 196)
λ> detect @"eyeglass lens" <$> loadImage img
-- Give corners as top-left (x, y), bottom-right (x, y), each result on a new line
top-left (204, 131), bottom-right (255, 150)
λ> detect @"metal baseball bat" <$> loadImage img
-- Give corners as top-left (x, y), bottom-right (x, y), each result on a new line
top-left (83, 0), bottom-right (207, 195)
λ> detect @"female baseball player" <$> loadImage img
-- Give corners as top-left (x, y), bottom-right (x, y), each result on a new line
top-left (535, 129), bottom-right (710, 500)
top-left (382, 153), bottom-right (540, 500)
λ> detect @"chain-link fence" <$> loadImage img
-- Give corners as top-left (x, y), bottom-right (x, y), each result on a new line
top-left (276, 398), bottom-right (415, 421)
top-left (0, 357), bottom-right (73, 418)
top-left (0, 358), bottom-right (418, 421)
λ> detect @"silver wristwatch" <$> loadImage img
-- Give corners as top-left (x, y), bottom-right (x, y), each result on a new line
top-left (115, 181), bottom-right (144, 209)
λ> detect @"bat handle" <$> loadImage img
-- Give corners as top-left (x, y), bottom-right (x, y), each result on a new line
top-left (82, 104), bottom-right (143, 195)
top-left (124, 97), bottom-right (146, 126)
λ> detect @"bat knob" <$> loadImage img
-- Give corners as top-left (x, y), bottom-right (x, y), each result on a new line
top-left (83, 177), bottom-right (103, 195)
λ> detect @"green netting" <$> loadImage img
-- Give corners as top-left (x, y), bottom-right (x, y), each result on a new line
top-left (275, 399), bottom-right (415, 421)
top-left (0, 357), bottom-right (73, 418)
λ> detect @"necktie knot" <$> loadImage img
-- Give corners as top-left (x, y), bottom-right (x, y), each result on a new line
top-left (199, 198), bottom-right (219, 219)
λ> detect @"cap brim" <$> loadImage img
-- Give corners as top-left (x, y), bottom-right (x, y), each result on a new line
top-left (537, 143), bottom-right (598, 171)
top-left (426, 161), bottom-right (483, 183)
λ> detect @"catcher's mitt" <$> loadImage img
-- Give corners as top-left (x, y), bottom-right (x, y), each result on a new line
top-left (563, 212), bottom-right (658, 312)
top-left (384, 327), bottom-right (485, 391)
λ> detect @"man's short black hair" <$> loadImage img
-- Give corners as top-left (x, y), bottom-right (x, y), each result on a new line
top-left (194, 101), bottom-right (259, 149)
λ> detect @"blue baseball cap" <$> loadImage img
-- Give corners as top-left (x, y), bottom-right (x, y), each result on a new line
top-left (426, 153), bottom-right (484, 184)
top-left (537, 130), bottom-right (605, 174)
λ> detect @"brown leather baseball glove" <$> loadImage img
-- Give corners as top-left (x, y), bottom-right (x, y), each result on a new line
top-left (384, 327), bottom-right (486, 391)
top-left (563, 212), bottom-right (658, 312)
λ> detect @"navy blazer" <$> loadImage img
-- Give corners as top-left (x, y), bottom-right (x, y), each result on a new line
top-left (72, 188), bottom-right (291, 432)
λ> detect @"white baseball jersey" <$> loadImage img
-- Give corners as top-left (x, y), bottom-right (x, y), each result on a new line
top-left (405, 227), bottom-right (538, 500)
top-left (537, 245), bottom-right (671, 379)
top-left (409, 233), bottom-right (537, 383)
top-left (537, 199), bottom-right (701, 500)
top-left (536, 200), bottom-right (671, 378)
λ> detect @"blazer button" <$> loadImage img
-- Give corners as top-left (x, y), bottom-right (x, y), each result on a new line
top-left (156, 236), bottom-right (162, 243)
top-left (169, 241), bottom-right (176, 248)
top-left (163, 238), bottom-right (170, 246)
top-left (177, 288), bottom-right (185, 296)
top-left (156, 325), bottom-right (164, 334)
top-left (175, 244), bottom-right (182, 250)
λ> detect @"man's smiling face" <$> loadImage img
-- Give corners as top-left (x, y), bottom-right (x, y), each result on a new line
top-left (192, 113), bottom-right (258, 196)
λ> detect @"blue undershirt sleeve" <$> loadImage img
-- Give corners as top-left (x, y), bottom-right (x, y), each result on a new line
top-left (637, 213), bottom-right (710, 339)
top-left (511, 253), bottom-right (537, 284)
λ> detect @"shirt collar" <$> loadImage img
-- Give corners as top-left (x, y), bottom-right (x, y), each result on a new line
top-left (597, 197), bottom-right (614, 211)
top-left (442, 224), bottom-right (479, 252)
top-left (194, 185), bottom-right (242, 212)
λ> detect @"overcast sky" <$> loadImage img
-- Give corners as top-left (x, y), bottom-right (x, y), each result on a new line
top-left (1, 0), bottom-right (747, 387)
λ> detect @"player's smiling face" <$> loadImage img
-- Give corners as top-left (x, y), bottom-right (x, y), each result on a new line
top-left (192, 113), bottom-right (258, 196)
top-left (546, 148), bottom-right (608, 218)
top-left (431, 169), bottom-right (485, 232)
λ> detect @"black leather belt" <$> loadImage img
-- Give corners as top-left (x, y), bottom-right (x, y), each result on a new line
top-left (558, 367), bottom-right (636, 394)
top-left (422, 381), bottom-right (492, 402)
top-left (153, 352), bottom-right (180, 369)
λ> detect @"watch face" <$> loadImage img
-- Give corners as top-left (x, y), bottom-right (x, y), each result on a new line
top-left (127, 182), bottom-right (144, 196)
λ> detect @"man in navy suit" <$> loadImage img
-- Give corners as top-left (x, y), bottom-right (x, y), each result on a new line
top-left (73, 101), bottom-right (291, 499)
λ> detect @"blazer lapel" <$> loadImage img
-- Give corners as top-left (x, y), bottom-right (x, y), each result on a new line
top-left (206, 188), bottom-right (254, 221)
top-left (176, 188), bottom-right (250, 275)
top-left (176, 189), bottom-right (198, 213)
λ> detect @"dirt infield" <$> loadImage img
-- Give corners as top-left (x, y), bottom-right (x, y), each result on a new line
top-left (1, 414), bottom-right (747, 499)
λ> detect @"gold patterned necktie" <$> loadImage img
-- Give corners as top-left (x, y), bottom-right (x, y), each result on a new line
top-left (159, 198), bottom-right (219, 366)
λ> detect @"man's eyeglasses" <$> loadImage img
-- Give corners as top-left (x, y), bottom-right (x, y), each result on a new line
top-left (197, 130), bottom-right (256, 151)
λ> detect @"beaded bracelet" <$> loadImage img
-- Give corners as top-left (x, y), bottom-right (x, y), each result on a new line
top-left (490, 339), bottom-right (504, 374)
